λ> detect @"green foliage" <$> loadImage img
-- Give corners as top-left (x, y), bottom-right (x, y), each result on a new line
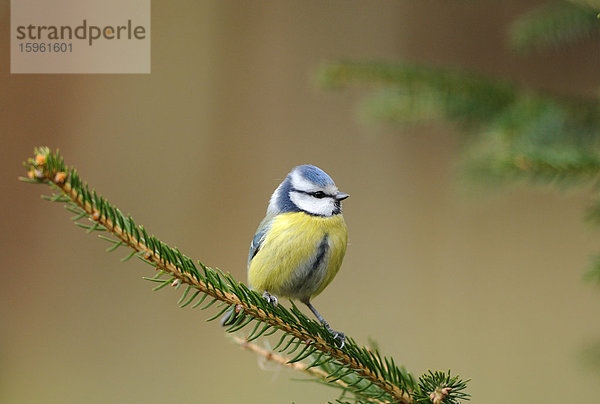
top-left (318, 61), bottom-right (517, 127)
top-left (413, 371), bottom-right (470, 404)
top-left (509, 1), bottom-right (600, 51)
top-left (21, 147), bottom-right (469, 404)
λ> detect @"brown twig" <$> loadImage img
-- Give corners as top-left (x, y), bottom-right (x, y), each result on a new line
top-left (232, 336), bottom-right (386, 403)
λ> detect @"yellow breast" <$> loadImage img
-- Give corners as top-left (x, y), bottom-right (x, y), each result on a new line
top-left (248, 212), bottom-right (347, 300)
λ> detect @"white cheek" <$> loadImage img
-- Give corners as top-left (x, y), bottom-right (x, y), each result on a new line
top-left (290, 193), bottom-right (334, 216)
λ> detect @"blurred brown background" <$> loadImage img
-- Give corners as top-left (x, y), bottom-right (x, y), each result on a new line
top-left (2, 1), bottom-right (600, 403)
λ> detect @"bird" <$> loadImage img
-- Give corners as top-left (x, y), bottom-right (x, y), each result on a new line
top-left (224, 164), bottom-right (349, 347)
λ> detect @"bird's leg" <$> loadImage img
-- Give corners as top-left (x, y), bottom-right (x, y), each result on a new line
top-left (262, 291), bottom-right (278, 307)
top-left (302, 299), bottom-right (345, 348)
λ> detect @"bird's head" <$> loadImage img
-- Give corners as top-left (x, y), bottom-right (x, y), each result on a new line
top-left (268, 165), bottom-right (349, 217)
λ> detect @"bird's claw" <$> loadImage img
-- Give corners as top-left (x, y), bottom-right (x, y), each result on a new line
top-left (331, 331), bottom-right (345, 349)
top-left (262, 291), bottom-right (278, 308)
top-left (322, 321), bottom-right (345, 348)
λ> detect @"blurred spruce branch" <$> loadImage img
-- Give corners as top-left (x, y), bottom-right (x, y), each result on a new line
top-left (20, 147), bottom-right (469, 404)
top-left (318, 61), bottom-right (600, 178)
top-left (508, 1), bottom-right (600, 51)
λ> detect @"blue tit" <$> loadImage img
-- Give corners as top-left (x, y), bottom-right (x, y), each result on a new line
top-left (246, 164), bottom-right (349, 346)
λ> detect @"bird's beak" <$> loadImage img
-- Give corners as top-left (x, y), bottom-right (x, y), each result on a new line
top-left (335, 192), bottom-right (349, 201)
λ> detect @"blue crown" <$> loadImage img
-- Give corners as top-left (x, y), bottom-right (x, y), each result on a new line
top-left (296, 165), bottom-right (334, 186)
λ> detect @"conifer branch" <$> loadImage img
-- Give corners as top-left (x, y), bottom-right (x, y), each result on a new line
top-left (508, 1), bottom-right (600, 52)
top-left (465, 149), bottom-right (600, 186)
top-left (318, 61), bottom-right (600, 181)
top-left (317, 61), bottom-right (517, 127)
top-left (21, 147), bottom-right (469, 404)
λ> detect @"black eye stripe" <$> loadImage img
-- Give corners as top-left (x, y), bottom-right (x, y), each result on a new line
top-left (291, 188), bottom-right (332, 199)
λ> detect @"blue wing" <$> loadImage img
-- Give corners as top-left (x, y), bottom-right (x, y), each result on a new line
top-left (248, 213), bottom-right (276, 267)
